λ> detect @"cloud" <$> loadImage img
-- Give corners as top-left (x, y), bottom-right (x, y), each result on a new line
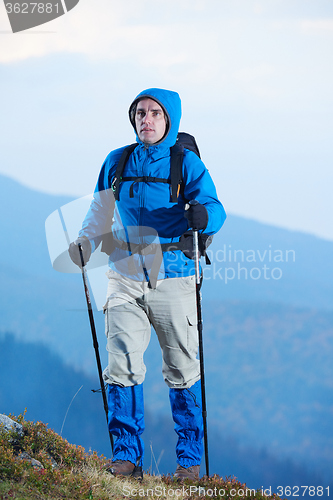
top-left (300, 19), bottom-right (333, 34)
top-left (1, 0), bottom-right (332, 67)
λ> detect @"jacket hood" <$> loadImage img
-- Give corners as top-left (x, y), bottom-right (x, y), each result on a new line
top-left (129, 88), bottom-right (182, 148)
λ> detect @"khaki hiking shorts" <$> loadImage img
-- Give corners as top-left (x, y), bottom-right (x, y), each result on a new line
top-left (102, 270), bottom-right (200, 389)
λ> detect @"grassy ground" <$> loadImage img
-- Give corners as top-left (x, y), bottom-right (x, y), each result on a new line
top-left (0, 413), bottom-right (282, 500)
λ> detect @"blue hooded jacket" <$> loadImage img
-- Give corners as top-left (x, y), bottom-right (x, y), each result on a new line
top-left (79, 88), bottom-right (226, 280)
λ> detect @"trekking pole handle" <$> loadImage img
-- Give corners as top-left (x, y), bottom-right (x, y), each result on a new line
top-left (78, 242), bottom-right (85, 269)
top-left (185, 199), bottom-right (199, 213)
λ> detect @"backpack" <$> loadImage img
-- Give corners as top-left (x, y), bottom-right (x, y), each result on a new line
top-left (101, 132), bottom-right (212, 264)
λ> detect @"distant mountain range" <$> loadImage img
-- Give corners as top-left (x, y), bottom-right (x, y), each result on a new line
top-left (0, 173), bottom-right (332, 488)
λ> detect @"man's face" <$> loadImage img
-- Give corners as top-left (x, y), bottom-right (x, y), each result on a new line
top-left (135, 98), bottom-right (166, 144)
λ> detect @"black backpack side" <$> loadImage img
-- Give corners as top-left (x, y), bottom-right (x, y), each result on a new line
top-left (176, 132), bottom-right (201, 158)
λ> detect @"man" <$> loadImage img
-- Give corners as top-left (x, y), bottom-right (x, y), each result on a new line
top-left (69, 88), bottom-right (226, 480)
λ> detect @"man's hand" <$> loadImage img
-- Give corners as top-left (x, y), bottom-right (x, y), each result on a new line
top-left (185, 200), bottom-right (208, 231)
top-left (68, 237), bottom-right (92, 268)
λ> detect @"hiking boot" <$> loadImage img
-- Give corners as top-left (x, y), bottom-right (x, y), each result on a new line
top-left (106, 460), bottom-right (135, 476)
top-left (131, 464), bottom-right (144, 481)
top-left (173, 464), bottom-right (200, 481)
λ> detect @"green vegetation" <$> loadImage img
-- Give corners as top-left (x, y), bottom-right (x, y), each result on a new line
top-left (0, 412), bottom-right (282, 500)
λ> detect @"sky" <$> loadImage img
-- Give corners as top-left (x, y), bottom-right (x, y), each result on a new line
top-left (1, 0), bottom-right (333, 240)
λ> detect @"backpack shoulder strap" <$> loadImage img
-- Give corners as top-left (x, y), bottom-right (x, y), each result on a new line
top-left (169, 132), bottom-right (201, 203)
top-left (170, 142), bottom-right (184, 202)
top-left (112, 143), bottom-right (138, 200)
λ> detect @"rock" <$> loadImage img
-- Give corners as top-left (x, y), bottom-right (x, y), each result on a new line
top-left (18, 452), bottom-right (44, 470)
top-left (0, 414), bottom-right (24, 437)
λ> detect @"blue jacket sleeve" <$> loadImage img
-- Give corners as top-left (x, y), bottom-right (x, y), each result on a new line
top-left (182, 150), bottom-right (226, 235)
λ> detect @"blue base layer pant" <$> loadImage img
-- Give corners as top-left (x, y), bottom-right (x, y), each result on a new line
top-left (108, 384), bottom-right (145, 466)
top-left (108, 380), bottom-right (203, 467)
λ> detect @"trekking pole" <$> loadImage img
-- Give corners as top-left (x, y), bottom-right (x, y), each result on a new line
top-left (78, 243), bottom-right (114, 454)
top-left (189, 200), bottom-right (210, 478)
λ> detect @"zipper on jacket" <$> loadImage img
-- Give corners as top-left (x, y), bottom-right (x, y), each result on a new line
top-left (138, 146), bottom-right (150, 228)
